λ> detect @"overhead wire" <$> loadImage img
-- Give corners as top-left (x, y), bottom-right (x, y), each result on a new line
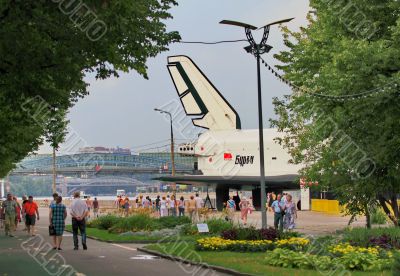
top-left (259, 57), bottom-right (397, 101)
top-left (177, 39), bottom-right (247, 45)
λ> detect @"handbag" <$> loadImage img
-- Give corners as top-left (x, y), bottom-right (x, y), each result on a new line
top-left (49, 224), bottom-right (56, 236)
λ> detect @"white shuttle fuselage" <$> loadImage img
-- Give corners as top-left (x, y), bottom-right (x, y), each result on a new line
top-left (161, 55), bottom-right (307, 210)
top-left (194, 129), bottom-right (302, 177)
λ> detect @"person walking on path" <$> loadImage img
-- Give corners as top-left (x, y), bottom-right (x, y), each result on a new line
top-left (13, 196), bottom-right (21, 232)
top-left (23, 196), bottom-right (40, 236)
top-left (160, 196), bottom-right (168, 217)
top-left (21, 195), bottom-right (28, 231)
top-left (226, 196), bottom-right (236, 222)
top-left (49, 196), bottom-right (67, 250)
top-left (123, 198), bottom-right (130, 217)
top-left (178, 196), bottom-right (185, 217)
top-left (86, 197), bottom-right (93, 220)
top-left (2, 193), bottom-right (17, 237)
top-left (239, 197), bottom-right (250, 225)
top-left (70, 192), bottom-right (89, 250)
top-left (169, 195), bottom-right (177, 216)
top-left (271, 194), bottom-right (285, 231)
top-left (187, 196), bottom-right (197, 223)
top-left (50, 193), bottom-right (58, 208)
top-left (155, 195), bottom-right (161, 216)
top-left (194, 193), bottom-right (204, 222)
top-left (92, 198), bottom-right (99, 218)
top-left (283, 194), bottom-right (297, 230)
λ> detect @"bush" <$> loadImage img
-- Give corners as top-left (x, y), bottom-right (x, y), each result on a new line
top-left (157, 216), bottom-right (190, 229)
top-left (88, 215), bottom-right (120, 230)
top-left (237, 227), bottom-right (261, 240)
top-left (371, 208), bottom-right (387, 225)
top-left (109, 214), bottom-right (157, 233)
top-left (180, 224), bottom-right (198, 236)
top-left (265, 248), bottom-right (392, 272)
top-left (259, 228), bottom-right (279, 241)
top-left (221, 227), bottom-right (281, 241)
top-left (221, 229), bottom-right (238, 240)
top-left (264, 248), bottom-right (331, 270)
top-left (278, 230), bottom-right (302, 240)
top-left (392, 251), bottom-right (400, 276)
top-left (342, 227), bottom-right (400, 248)
top-left (369, 234), bottom-right (400, 250)
top-left (337, 251), bottom-right (392, 271)
top-left (205, 218), bottom-right (233, 234)
top-left (221, 227), bottom-right (260, 240)
top-left (90, 214), bottom-right (191, 234)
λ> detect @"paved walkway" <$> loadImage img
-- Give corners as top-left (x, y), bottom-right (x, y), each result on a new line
top-left (0, 208), bottom-right (227, 276)
top-left (225, 210), bottom-right (367, 236)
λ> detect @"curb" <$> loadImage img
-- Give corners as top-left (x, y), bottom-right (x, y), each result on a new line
top-left (64, 230), bottom-right (174, 244)
top-left (137, 247), bottom-right (254, 276)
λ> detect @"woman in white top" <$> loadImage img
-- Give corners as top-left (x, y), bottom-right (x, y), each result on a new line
top-left (169, 195), bottom-right (177, 216)
top-left (160, 196), bottom-right (168, 217)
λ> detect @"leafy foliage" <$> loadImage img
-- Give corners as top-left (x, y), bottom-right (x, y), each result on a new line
top-left (272, 0), bottom-right (400, 225)
top-left (88, 214), bottom-right (190, 233)
top-left (264, 248), bottom-right (332, 270)
top-left (0, 0), bottom-right (180, 176)
top-left (204, 218), bottom-right (234, 234)
top-left (371, 208), bottom-right (388, 225)
top-left (88, 214), bottom-right (121, 230)
top-left (221, 227), bottom-right (282, 241)
top-left (265, 248), bottom-right (392, 272)
top-left (342, 227), bottom-right (400, 249)
top-left (392, 251), bottom-right (400, 276)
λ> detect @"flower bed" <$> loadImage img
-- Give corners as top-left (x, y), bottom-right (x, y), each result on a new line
top-left (196, 237), bottom-right (309, 252)
top-left (195, 234), bottom-right (396, 271)
top-left (329, 243), bottom-right (380, 256)
top-left (264, 248), bottom-right (394, 272)
top-left (196, 237), bottom-right (274, 252)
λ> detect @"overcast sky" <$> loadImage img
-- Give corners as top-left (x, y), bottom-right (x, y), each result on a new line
top-left (38, 0), bottom-right (310, 154)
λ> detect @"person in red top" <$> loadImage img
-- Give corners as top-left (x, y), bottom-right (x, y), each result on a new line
top-left (23, 196), bottom-right (40, 236)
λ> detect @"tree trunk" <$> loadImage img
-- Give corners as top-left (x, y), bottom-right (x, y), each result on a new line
top-left (378, 195), bottom-right (398, 226)
top-left (52, 147), bottom-right (56, 194)
top-left (365, 205), bottom-right (371, 229)
top-left (391, 194), bottom-right (400, 226)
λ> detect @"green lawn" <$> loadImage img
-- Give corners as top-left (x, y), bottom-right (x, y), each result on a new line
top-left (145, 242), bottom-right (392, 276)
top-left (65, 225), bottom-right (198, 243)
top-left (65, 225), bottom-right (165, 243)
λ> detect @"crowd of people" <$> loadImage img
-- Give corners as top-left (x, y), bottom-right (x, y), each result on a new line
top-left (1, 191), bottom-right (90, 251)
top-left (0, 193), bottom-right (39, 237)
top-left (0, 190), bottom-right (297, 245)
top-left (115, 193), bottom-right (205, 223)
top-left (114, 192), bottom-right (298, 230)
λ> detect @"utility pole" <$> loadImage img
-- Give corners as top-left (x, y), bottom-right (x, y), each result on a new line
top-left (154, 108), bottom-right (176, 195)
top-left (220, 17), bottom-right (294, 228)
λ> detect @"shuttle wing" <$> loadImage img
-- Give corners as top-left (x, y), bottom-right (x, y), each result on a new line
top-left (167, 56), bottom-right (241, 130)
top-left (155, 174), bottom-right (299, 189)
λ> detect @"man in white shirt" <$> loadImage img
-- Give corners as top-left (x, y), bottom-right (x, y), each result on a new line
top-left (70, 192), bottom-right (88, 250)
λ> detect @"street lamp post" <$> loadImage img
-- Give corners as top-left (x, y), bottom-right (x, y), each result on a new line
top-left (154, 108), bottom-right (176, 177)
top-left (220, 18), bottom-right (294, 229)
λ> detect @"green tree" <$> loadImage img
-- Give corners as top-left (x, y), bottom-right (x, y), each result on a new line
top-left (271, 0), bottom-right (400, 226)
top-left (0, 0), bottom-right (180, 177)
top-left (44, 108), bottom-right (69, 194)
